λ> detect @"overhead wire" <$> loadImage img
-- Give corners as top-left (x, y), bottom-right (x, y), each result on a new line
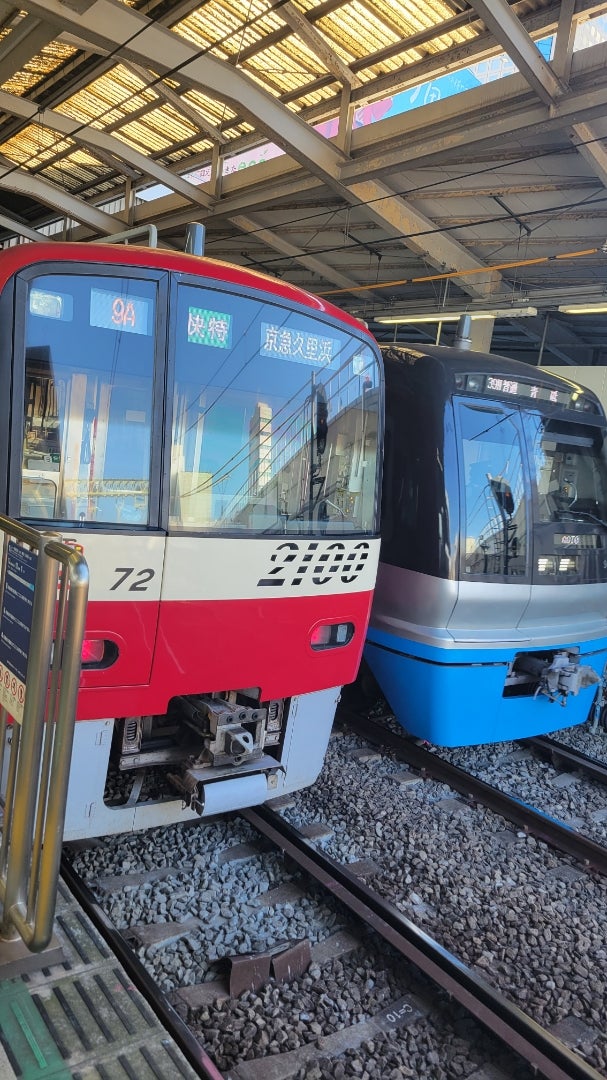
top-left (0, 0), bottom-right (294, 197)
top-left (0, 5), bottom-right (603, 242)
top-left (202, 148), bottom-right (607, 265)
top-left (242, 185), bottom-right (607, 296)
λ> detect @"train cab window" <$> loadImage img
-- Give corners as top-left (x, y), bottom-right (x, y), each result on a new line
top-left (528, 416), bottom-right (607, 526)
top-left (20, 274), bottom-right (157, 525)
top-left (458, 404), bottom-right (528, 577)
top-left (169, 284), bottom-right (381, 535)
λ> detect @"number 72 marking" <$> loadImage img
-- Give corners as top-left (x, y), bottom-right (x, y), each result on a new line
top-left (110, 567), bottom-right (156, 591)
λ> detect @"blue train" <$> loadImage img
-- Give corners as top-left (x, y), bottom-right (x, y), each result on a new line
top-left (362, 342), bottom-right (607, 746)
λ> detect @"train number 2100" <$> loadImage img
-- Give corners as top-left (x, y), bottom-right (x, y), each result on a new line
top-left (110, 567), bottom-right (156, 591)
top-left (257, 541), bottom-right (370, 588)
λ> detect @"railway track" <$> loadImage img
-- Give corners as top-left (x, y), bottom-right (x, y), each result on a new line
top-left (341, 708), bottom-right (607, 875)
top-left (523, 736), bottom-right (607, 787)
top-left (63, 779), bottom-right (607, 1080)
top-left (244, 805), bottom-right (603, 1080)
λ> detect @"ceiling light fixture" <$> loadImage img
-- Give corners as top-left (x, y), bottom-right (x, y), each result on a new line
top-left (558, 303), bottom-right (607, 315)
top-left (375, 306), bottom-right (538, 325)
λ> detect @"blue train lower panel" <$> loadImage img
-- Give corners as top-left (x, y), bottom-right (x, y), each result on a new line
top-left (364, 629), bottom-right (607, 747)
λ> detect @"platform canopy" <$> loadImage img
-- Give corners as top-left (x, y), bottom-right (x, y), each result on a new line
top-left (0, 0), bottom-right (606, 363)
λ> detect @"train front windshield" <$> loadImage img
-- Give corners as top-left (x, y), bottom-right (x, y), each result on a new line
top-left (460, 404), bottom-right (528, 577)
top-left (18, 268), bottom-right (381, 536)
top-left (458, 390), bottom-right (607, 583)
top-left (171, 282), bottom-right (380, 535)
top-left (530, 415), bottom-right (607, 526)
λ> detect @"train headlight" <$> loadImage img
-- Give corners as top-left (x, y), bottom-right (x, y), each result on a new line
top-left (310, 622), bottom-right (354, 650)
top-left (538, 555), bottom-right (577, 574)
top-left (466, 374), bottom-right (485, 392)
top-left (80, 638), bottom-right (118, 667)
top-left (537, 556), bottom-right (556, 574)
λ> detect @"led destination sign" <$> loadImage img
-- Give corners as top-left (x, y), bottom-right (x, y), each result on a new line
top-left (485, 375), bottom-right (568, 407)
top-left (456, 371), bottom-right (588, 410)
top-left (90, 288), bottom-right (151, 336)
top-left (261, 323), bottom-right (339, 368)
top-left (28, 285), bottom-right (152, 335)
top-left (554, 533), bottom-right (601, 549)
top-left (188, 307), bottom-right (232, 348)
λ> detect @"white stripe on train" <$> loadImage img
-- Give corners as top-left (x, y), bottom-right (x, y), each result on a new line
top-left (61, 534), bottom-right (381, 602)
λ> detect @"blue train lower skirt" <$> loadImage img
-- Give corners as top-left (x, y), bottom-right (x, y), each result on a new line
top-left (364, 629), bottom-right (607, 747)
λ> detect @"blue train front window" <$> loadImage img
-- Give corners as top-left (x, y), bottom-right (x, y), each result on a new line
top-left (20, 273), bottom-right (157, 525)
top-left (170, 283), bottom-right (381, 535)
top-left (531, 417), bottom-right (607, 526)
top-left (458, 403), bottom-right (527, 577)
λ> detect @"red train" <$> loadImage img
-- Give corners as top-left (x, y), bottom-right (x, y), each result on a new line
top-left (0, 241), bottom-right (383, 837)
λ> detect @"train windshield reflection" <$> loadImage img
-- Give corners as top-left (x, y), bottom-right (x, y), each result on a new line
top-left (21, 273), bottom-right (156, 524)
top-left (170, 283), bottom-right (381, 535)
top-left (459, 403), bottom-right (527, 577)
top-left (530, 416), bottom-right (607, 526)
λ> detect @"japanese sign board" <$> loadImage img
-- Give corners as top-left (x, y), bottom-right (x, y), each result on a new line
top-left (0, 542), bottom-right (37, 723)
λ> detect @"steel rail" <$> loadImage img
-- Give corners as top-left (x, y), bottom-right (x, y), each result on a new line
top-left (60, 856), bottom-right (226, 1080)
top-left (524, 736), bottom-right (607, 786)
top-left (342, 709), bottom-right (607, 876)
top-left (243, 804), bottom-right (602, 1080)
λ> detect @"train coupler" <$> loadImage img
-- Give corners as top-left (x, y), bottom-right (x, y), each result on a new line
top-left (507, 648), bottom-right (599, 705)
top-left (175, 693), bottom-right (267, 766)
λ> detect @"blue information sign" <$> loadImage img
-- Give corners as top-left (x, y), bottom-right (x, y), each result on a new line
top-left (0, 542), bottom-right (37, 722)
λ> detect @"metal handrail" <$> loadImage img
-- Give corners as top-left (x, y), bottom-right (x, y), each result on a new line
top-left (92, 224), bottom-right (158, 247)
top-left (0, 514), bottom-right (88, 953)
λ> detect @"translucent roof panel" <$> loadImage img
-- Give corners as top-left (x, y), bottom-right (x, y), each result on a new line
top-left (0, 0), bottom-right (601, 360)
top-left (0, 0), bottom-right (553, 199)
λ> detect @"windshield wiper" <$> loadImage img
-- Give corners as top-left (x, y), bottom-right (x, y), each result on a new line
top-left (554, 509), bottom-right (607, 528)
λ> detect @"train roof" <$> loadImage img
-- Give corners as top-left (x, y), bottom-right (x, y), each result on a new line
top-left (0, 241), bottom-right (373, 339)
top-left (379, 342), bottom-right (601, 403)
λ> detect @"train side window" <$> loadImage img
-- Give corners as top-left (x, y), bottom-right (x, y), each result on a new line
top-left (20, 274), bottom-right (157, 525)
top-left (458, 404), bottom-right (528, 578)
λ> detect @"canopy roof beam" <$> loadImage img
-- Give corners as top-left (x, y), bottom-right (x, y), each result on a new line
top-left (465, 0), bottom-right (567, 105)
top-left (518, 313), bottom-right (593, 365)
top-left (552, 0), bottom-right (576, 80)
top-left (466, 1), bottom-right (607, 206)
top-left (0, 153), bottom-right (125, 233)
top-left (341, 53), bottom-right (607, 178)
top-left (278, 1), bottom-right (362, 89)
top-left (0, 13), bottom-right (55, 84)
top-left (228, 212), bottom-right (378, 300)
top-left (14, 0), bottom-right (503, 301)
top-left (113, 60), bottom-right (228, 145)
top-left (0, 87), bottom-right (216, 210)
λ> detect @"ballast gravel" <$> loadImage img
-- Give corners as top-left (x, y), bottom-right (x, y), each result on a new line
top-left (67, 715), bottom-right (607, 1078)
top-left (280, 722), bottom-right (607, 1076)
top-left (431, 719), bottom-right (607, 845)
